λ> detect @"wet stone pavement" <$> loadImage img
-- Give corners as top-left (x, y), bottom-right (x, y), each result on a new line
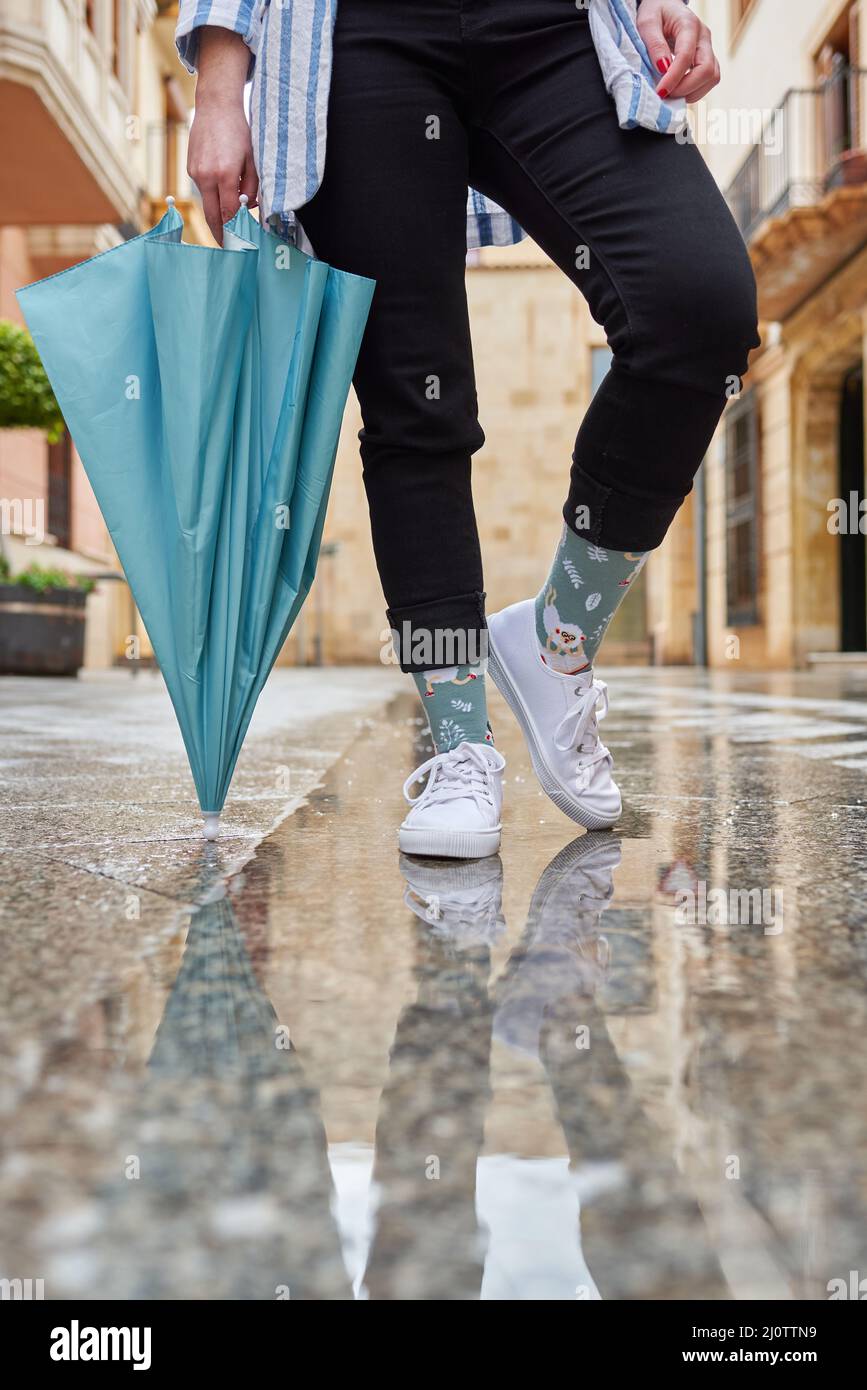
top-left (2, 664), bottom-right (867, 1300)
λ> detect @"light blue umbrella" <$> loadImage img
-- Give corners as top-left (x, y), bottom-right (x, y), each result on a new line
top-left (17, 200), bottom-right (374, 836)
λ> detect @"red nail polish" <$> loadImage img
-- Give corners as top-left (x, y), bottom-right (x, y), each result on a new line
top-left (657, 58), bottom-right (667, 73)
top-left (658, 86), bottom-right (669, 98)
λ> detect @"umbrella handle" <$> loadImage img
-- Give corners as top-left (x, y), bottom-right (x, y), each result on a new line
top-left (202, 814), bottom-right (221, 841)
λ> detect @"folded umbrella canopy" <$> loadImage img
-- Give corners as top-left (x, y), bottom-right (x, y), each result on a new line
top-left (17, 200), bottom-right (374, 837)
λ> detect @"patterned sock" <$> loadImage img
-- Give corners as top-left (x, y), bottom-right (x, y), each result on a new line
top-left (535, 524), bottom-right (648, 672)
top-left (413, 664), bottom-right (494, 753)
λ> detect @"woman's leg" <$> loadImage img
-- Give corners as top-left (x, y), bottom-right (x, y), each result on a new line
top-left (297, 0), bottom-right (495, 752)
top-left (297, 1), bottom-right (504, 860)
top-left (465, 1), bottom-right (758, 623)
top-left (462, 0), bottom-right (758, 825)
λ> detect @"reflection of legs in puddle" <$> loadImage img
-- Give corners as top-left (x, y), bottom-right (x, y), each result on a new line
top-left (107, 891), bottom-right (352, 1300)
top-left (493, 834), bottom-right (620, 1061)
top-left (539, 994), bottom-right (728, 1300)
top-left (493, 834), bottom-right (729, 1300)
top-left (363, 858), bottom-right (503, 1299)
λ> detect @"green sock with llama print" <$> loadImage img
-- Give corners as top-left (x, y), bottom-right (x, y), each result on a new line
top-left (535, 523), bottom-right (648, 672)
top-left (412, 665), bottom-right (494, 753)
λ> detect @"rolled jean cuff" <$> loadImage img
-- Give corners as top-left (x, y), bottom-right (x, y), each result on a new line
top-left (386, 591), bottom-right (488, 673)
top-left (564, 460), bottom-right (688, 552)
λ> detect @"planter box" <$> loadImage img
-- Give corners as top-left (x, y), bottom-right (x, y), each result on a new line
top-left (0, 584), bottom-right (87, 676)
top-left (826, 149), bottom-right (867, 190)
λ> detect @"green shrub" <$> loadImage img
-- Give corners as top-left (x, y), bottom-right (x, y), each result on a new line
top-left (0, 319), bottom-right (65, 442)
top-left (12, 562), bottom-right (94, 595)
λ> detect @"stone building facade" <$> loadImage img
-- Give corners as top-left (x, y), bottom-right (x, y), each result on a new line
top-left (653, 0), bottom-right (867, 669)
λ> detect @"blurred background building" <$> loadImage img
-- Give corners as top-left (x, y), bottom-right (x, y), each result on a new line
top-left (673, 0), bottom-right (867, 670)
top-left (2, 0), bottom-right (867, 671)
top-left (0, 0), bottom-right (208, 665)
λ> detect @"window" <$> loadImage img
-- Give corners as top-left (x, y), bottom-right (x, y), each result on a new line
top-left (816, 3), bottom-right (862, 187)
top-left (112, 0), bottom-right (122, 78)
top-left (725, 392), bottom-right (760, 626)
top-left (47, 431), bottom-right (72, 551)
top-left (730, 0), bottom-right (759, 47)
top-left (590, 346), bottom-right (612, 398)
top-left (162, 77), bottom-right (188, 199)
top-left (816, 0), bottom-right (858, 74)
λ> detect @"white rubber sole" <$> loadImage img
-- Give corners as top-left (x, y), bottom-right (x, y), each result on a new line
top-left (398, 825), bottom-right (502, 859)
top-left (487, 635), bottom-right (619, 831)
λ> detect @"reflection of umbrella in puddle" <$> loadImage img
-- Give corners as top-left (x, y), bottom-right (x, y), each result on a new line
top-left (99, 864), bottom-right (351, 1299)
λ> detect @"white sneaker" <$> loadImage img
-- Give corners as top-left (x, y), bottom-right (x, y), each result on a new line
top-left (487, 598), bottom-right (620, 829)
top-left (399, 741), bottom-right (505, 859)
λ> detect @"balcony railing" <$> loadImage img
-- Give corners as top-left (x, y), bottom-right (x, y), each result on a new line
top-left (726, 66), bottom-right (867, 241)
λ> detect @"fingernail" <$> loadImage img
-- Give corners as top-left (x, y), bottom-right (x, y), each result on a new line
top-left (658, 87), bottom-right (669, 98)
top-left (657, 58), bottom-right (668, 73)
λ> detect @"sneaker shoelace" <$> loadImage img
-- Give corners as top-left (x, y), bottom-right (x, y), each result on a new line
top-left (553, 677), bottom-right (611, 793)
top-left (403, 741), bottom-right (502, 813)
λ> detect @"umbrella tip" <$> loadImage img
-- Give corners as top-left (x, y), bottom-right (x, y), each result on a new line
top-left (239, 194), bottom-right (249, 207)
top-left (166, 194), bottom-right (175, 208)
top-left (202, 813), bottom-right (220, 841)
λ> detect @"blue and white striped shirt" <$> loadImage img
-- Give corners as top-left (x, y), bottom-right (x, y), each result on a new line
top-left (176, 0), bottom-right (687, 251)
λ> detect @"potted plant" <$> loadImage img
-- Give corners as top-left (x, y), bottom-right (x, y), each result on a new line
top-left (0, 319), bottom-right (89, 674)
top-left (0, 557), bottom-right (95, 676)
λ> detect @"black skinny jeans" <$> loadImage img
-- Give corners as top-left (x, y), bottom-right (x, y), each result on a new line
top-left (297, 0), bottom-right (760, 672)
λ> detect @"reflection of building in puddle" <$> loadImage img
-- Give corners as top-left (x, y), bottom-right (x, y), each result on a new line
top-left (644, 739), bottom-right (867, 1299)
